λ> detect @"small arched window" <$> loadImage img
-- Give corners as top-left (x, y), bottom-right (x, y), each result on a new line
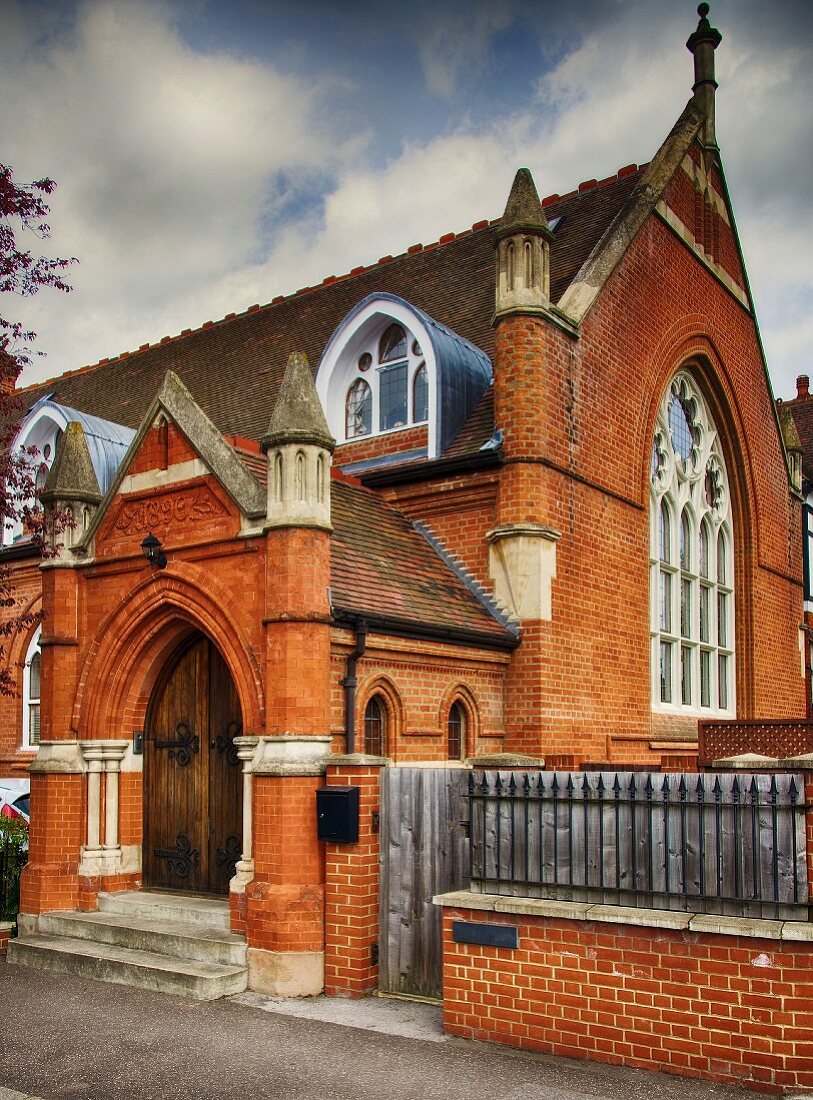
top-left (157, 416), bottom-right (168, 470)
top-left (273, 452), bottom-right (284, 502)
top-left (346, 379), bottom-right (372, 439)
top-left (364, 695), bottom-right (386, 756)
top-left (316, 453), bottom-right (326, 504)
top-left (295, 451), bottom-right (306, 500)
top-left (378, 325), bottom-right (408, 431)
top-left (22, 628), bottom-right (42, 749)
top-left (447, 701), bottom-right (465, 761)
top-left (413, 364), bottom-right (429, 424)
top-left (379, 324), bottom-right (407, 363)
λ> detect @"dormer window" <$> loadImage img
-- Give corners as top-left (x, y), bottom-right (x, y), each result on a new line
top-left (340, 321), bottom-right (429, 442)
top-left (317, 293), bottom-right (492, 461)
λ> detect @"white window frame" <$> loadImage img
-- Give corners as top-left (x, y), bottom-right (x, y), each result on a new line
top-left (22, 626), bottom-right (42, 750)
top-left (317, 299), bottom-right (438, 456)
top-left (650, 370), bottom-right (735, 716)
top-left (3, 411), bottom-right (65, 545)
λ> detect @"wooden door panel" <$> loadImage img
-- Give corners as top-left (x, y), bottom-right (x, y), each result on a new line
top-left (144, 635), bottom-right (242, 895)
top-left (207, 646), bottom-right (243, 894)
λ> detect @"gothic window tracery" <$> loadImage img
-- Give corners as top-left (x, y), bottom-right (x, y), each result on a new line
top-left (341, 321), bottom-right (429, 441)
top-left (650, 370), bottom-right (734, 714)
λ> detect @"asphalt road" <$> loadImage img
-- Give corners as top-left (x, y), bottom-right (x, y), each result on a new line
top-left (0, 961), bottom-right (764, 1100)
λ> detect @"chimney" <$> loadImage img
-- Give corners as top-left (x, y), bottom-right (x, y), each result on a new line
top-left (797, 374), bottom-right (810, 399)
top-left (687, 3), bottom-right (722, 148)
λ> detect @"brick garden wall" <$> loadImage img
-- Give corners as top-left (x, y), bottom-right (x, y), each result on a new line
top-left (439, 900), bottom-right (813, 1093)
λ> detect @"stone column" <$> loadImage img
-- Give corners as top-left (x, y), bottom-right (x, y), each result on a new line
top-left (83, 746), bottom-right (105, 856)
top-left (101, 742), bottom-right (129, 854)
top-left (229, 735), bottom-right (259, 934)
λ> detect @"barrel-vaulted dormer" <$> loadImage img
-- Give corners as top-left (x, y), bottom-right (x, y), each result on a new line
top-left (5, 396), bottom-right (135, 545)
top-left (316, 293), bottom-right (492, 462)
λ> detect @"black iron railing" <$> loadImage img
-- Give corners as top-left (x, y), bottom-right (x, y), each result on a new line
top-left (467, 771), bottom-right (809, 921)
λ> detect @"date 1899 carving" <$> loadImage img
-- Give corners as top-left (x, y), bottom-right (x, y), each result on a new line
top-left (113, 488), bottom-right (226, 536)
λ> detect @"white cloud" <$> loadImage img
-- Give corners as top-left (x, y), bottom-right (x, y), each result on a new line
top-left (3, 0), bottom-right (811, 403)
top-left (415, 3), bottom-right (515, 99)
top-left (1, 0), bottom-right (352, 376)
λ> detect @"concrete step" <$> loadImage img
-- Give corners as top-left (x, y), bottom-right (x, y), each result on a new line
top-left (97, 891), bottom-right (231, 932)
top-left (38, 910), bottom-right (246, 967)
top-left (7, 934), bottom-right (247, 1001)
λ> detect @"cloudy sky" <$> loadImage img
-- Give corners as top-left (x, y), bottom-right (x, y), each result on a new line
top-left (2, 0), bottom-right (812, 399)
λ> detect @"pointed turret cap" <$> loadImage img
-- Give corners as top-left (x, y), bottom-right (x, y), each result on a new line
top-left (262, 351), bottom-right (335, 452)
top-left (497, 168), bottom-right (553, 241)
top-left (778, 404), bottom-right (803, 455)
top-left (40, 422), bottom-right (101, 505)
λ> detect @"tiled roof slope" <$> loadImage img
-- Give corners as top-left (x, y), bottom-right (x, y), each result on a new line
top-left (19, 168), bottom-right (645, 457)
top-left (234, 446), bottom-right (512, 642)
top-left (784, 395), bottom-right (813, 481)
top-left (330, 479), bottom-right (512, 643)
top-left (443, 384), bottom-right (495, 458)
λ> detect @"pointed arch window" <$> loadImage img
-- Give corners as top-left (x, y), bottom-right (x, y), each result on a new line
top-left (447, 701), bottom-right (465, 761)
top-left (22, 628), bottom-right (42, 749)
top-left (650, 371), bottom-right (734, 714)
top-left (413, 364), bottom-right (429, 424)
top-left (364, 696), bottom-right (386, 756)
top-left (335, 316), bottom-right (432, 444)
top-left (346, 379), bottom-right (372, 439)
top-left (379, 324), bottom-right (407, 363)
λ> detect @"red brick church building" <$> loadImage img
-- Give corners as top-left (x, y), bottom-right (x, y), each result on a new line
top-left (3, 7), bottom-right (805, 996)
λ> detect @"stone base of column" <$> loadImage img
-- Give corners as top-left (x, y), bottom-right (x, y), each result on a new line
top-left (247, 947), bottom-right (324, 996)
top-left (19, 863), bottom-right (79, 916)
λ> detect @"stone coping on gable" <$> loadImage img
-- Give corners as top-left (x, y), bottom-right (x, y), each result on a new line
top-left (433, 890), bottom-right (813, 942)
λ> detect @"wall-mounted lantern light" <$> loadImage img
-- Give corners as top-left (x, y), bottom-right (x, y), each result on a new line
top-left (140, 532), bottom-right (167, 569)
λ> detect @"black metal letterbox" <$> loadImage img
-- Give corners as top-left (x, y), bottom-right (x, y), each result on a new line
top-left (316, 786), bottom-right (360, 843)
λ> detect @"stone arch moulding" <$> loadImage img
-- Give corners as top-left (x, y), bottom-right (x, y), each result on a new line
top-left (356, 674), bottom-right (404, 756)
top-left (644, 324), bottom-right (761, 719)
top-left (3, 593), bottom-right (42, 680)
top-left (71, 563), bottom-right (264, 740)
top-left (642, 324), bottom-right (759, 555)
top-left (438, 681), bottom-right (481, 756)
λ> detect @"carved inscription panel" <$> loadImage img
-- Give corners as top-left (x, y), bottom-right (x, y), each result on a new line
top-left (113, 487), bottom-right (227, 536)
top-left (97, 481), bottom-right (238, 556)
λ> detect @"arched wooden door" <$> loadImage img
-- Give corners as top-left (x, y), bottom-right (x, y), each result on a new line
top-left (143, 634), bottom-right (243, 895)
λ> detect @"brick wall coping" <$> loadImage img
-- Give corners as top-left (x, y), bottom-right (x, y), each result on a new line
top-left (328, 754), bottom-right (390, 767)
top-left (433, 890), bottom-right (813, 942)
top-left (711, 752), bottom-right (813, 770)
top-left (0, 921), bottom-right (12, 932)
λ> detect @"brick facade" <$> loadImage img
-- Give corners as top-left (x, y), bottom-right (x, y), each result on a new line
top-left (3, 29), bottom-right (808, 1063)
top-left (439, 903), bottom-right (813, 1093)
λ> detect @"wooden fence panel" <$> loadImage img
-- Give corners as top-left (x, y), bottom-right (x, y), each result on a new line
top-left (379, 767), bottom-right (469, 999)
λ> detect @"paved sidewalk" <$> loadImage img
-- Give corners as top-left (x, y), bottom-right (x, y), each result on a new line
top-left (0, 961), bottom-right (765, 1100)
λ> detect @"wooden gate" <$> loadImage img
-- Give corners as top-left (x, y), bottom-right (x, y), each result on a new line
top-left (379, 767), bottom-right (469, 999)
top-left (144, 634), bottom-right (243, 895)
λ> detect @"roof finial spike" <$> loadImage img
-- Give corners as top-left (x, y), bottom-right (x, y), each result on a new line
top-left (687, 2), bottom-right (722, 148)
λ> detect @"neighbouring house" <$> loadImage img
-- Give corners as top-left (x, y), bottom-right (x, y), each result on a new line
top-left (780, 374), bottom-right (813, 714)
top-left (3, 4), bottom-right (806, 1017)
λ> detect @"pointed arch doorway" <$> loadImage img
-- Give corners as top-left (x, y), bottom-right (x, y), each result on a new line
top-left (143, 632), bottom-right (243, 895)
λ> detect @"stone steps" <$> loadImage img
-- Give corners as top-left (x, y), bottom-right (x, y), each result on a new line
top-left (98, 890), bottom-right (232, 931)
top-left (8, 891), bottom-right (247, 1001)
